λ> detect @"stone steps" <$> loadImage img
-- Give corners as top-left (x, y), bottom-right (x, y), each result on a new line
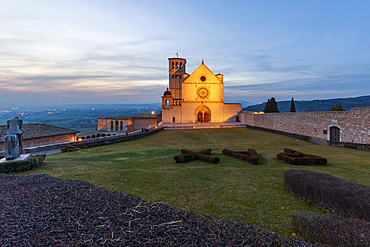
top-left (162, 122), bottom-right (246, 129)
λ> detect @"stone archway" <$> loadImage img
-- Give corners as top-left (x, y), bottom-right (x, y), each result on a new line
top-left (194, 105), bottom-right (211, 123)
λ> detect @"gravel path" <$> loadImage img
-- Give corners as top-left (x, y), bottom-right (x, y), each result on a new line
top-left (0, 174), bottom-right (315, 246)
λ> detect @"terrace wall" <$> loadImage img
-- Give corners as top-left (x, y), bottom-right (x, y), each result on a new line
top-left (240, 107), bottom-right (369, 145)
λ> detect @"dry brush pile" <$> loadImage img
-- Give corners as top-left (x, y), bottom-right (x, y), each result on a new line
top-left (0, 173), bottom-right (315, 246)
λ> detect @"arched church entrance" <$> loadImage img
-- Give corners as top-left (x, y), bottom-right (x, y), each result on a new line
top-left (194, 105), bottom-right (211, 123)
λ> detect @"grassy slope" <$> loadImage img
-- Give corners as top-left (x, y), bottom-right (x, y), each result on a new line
top-left (18, 128), bottom-right (370, 236)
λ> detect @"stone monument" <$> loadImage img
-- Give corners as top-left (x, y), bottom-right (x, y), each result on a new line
top-left (1, 117), bottom-right (31, 162)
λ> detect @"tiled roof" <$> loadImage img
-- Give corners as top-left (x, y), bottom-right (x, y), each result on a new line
top-left (0, 124), bottom-right (79, 142)
top-left (99, 114), bottom-right (157, 120)
top-left (133, 114), bottom-right (157, 119)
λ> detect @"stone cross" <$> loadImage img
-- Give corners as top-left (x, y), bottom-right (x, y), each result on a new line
top-left (4, 117), bottom-right (23, 160)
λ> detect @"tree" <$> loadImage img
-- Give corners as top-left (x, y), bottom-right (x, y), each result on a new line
top-left (290, 97), bottom-right (296, 112)
top-left (329, 102), bottom-right (345, 111)
top-left (263, 97), bottom-right (279, 113)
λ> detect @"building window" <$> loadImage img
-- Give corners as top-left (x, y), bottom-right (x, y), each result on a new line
top-left (115, 120), bottom-right (119, 131)
top-left (172, 75), bottom-right (174, 79)
top-left (166, 100), bottom-right (169, 106)
top-left (179, 75), bottom-right (182, 79)
top-left (110, 121), bottom-right (114, 131)
top-left (173, 117), bottom-right (175, 122)
top-left (180, 62), bottom-right (182, 69)
top-left (172, 62), bottom-right (174, 69)
top-left (176, 62), bottom-right (178, 69)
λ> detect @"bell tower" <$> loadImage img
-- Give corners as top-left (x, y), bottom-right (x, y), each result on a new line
top-left (168, 57), bottom-right (186, 99)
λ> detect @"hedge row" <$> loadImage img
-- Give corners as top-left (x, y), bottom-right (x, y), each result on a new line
top-left (292, 213), bottom-right (369, 247)
top-left (284, 170), bottom-right (370, 221)
top-left (277, 148), bottom-right (327, 166)
top-left (222, 149), bottom-right (259, 165)
top-left (0, 155), bottom-right (46, 173)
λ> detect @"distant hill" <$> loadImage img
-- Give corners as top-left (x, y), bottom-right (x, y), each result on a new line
top-left (234, 101), bottom-right (254, 108)
top-left (244, 95), bottom-right (370, 112)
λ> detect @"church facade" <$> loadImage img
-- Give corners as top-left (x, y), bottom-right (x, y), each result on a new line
top-left (161, 57), bottom-right (242, 124)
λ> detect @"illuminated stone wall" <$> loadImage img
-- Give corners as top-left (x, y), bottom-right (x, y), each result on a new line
top-left (240, 107), bottom-right (370, 144)
top-left (98, 116), bottom-right (157, 132)
top-left (132, 118), bottom-right (158, 131)
top-left (97, 118), bottom-right (131, 132)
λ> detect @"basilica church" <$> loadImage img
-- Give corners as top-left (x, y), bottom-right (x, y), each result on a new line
top-left (161, 57), bottom-right (242, 125)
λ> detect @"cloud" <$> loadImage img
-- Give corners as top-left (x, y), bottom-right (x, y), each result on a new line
top-left (0, 1), bottom-right (370, 106)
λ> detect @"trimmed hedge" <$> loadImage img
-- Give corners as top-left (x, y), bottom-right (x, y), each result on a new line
top-left (292, 213), bottom-right (370, 247)
top-left (0, 155), bottom-right (46, 173)
top-left (222, 148), bottom-right (259, 165)
top-left (174, 154), bottom-right (195, 163)
top-left (277, 149), bottom-right (327, 166)
top-left (284, 170), bottom-right (370, 221)
top-left (174, 149), bottom-right (220, 164)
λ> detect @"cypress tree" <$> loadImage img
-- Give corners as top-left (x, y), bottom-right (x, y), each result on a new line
top-left (329, 102), bottom-right (345, 111)
top-left (264, 97), bottom-right (279, 113)
top-left (290, 97), bottom-right (296, 112)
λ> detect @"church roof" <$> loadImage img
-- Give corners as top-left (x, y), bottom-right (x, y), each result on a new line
top-left (182, 61), bottom-right (223, 84)
top-left (98, 114), bottom-right (157, 120)
top-left (0, 124), bottom-right (79, 142)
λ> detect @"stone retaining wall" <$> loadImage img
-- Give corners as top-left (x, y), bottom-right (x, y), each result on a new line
top-left (240, 107), bottom-right (370, 145)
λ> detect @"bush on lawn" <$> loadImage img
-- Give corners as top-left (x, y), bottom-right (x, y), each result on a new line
top-left (284, 170), bottom-right (370, 221)
top-left (292, 212), bottom-right (369, 247)
top-left (0, 155), bottom-right (46, 173)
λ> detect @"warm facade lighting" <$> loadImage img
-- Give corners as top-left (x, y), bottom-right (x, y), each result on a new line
top-left (253, 111), bottom-right (265, 114)
top-left (78, 138), bottom-right (83, 141)
top-left (151, 111), bottom-right (155, 115)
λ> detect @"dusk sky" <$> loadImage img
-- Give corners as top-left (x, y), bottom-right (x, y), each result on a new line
top-left (1, 0), bottom-right (370, 106)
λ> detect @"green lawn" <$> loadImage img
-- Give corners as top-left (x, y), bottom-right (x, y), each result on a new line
top-left (17, 128), bottom-right (370, 236)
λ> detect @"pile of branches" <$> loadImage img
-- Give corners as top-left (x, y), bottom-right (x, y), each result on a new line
top-left (222, 149), bottom-right (259, 165)
top-left (0, 173), bottom-right (314, 246)
top-left (174, 149), bottom-right (220, 164)
top-left (277, 148), bottom-right (327, 166)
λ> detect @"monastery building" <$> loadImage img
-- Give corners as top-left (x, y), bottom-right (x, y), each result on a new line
top-left (161, 57), bottom-right (242, 126)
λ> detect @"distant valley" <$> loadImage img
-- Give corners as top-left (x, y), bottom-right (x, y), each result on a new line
top-left (1, 96), bottom-right (369, 133)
